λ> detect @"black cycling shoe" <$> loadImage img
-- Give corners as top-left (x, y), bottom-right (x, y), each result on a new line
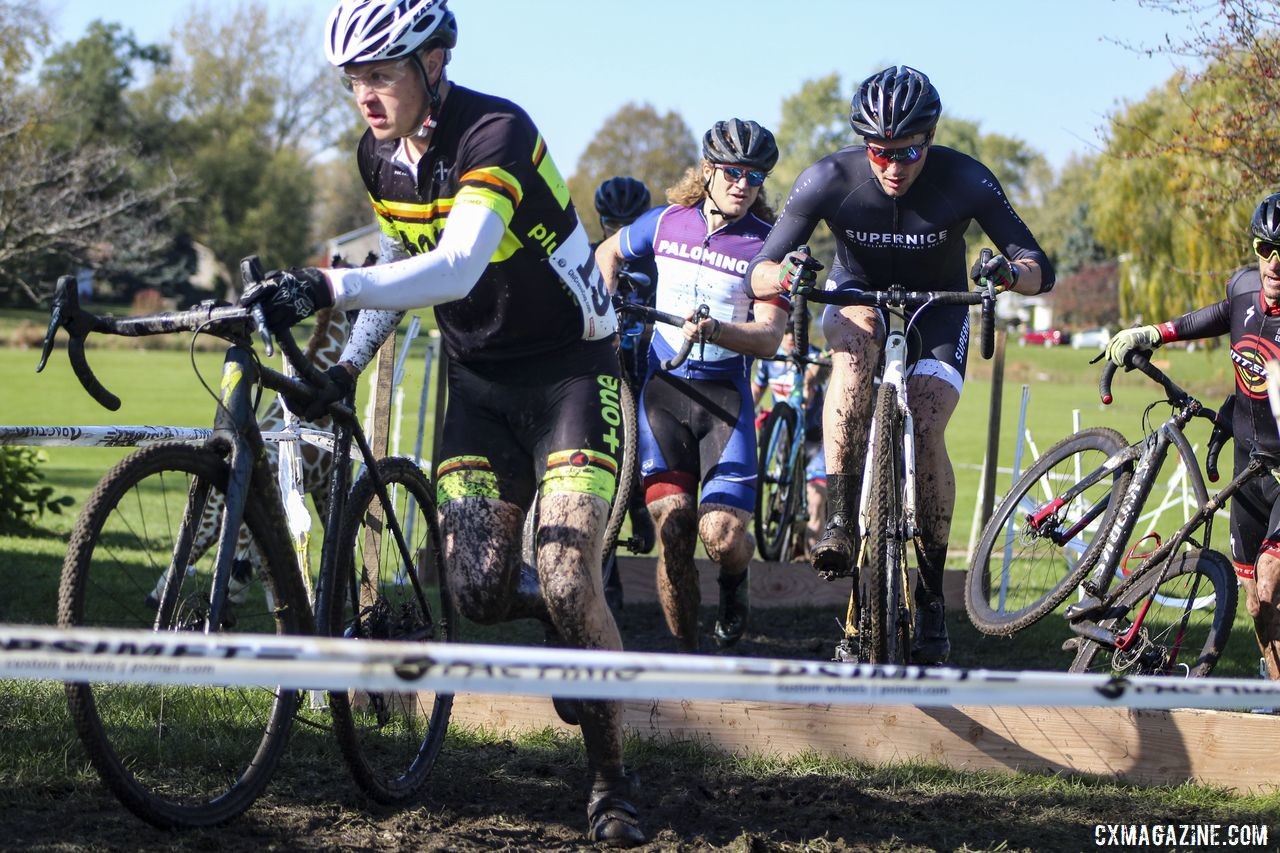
top-left (712, 569), bottom-right (750, 649)
top-left (543, 622), bottom-right (581, 726)
top-left (811, 514), bottom-right (858, 580)
top-left (628, 505), bottom-right (655, 554)
top-left (587, 772), bottom-right (645, 847)
top-left (911, 592), bottom-right (951, 665)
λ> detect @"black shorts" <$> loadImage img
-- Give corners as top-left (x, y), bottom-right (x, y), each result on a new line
top-left (435, 343), bottom-right (622, 511)
top-left (638, 370), bottom-right (757, 513)
top-left (1229, 446), bottom-right (1280, 580)
top-left (824, 297), bottom-right (970, 392)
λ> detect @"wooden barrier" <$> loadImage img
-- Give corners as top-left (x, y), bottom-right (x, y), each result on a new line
top-left (449, 557), bottom-right (1280, 794)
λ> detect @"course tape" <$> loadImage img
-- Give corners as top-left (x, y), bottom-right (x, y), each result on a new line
top-left (3, 624), bottom-right (1279, 710)
top-left (0, 425), bottom-right (334, 450)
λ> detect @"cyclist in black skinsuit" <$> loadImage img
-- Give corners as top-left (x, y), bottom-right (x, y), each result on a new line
top-left (745, 65), bottom-right (1054, 664)
top-left (1104, 191), bottom-right (1280, 682)
top-left (239, 1), bottom-right (643, 845)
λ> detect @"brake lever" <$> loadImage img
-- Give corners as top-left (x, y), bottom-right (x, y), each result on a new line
top-left (240, 256), bottom-right (274, 358)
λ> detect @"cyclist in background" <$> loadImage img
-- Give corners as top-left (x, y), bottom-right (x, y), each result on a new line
top-left (596, 119), bottom-right (788, 651)
top-left (240, 1), bottom-right (643, 844)
top-left (593, 176), bottom-right (658, 610)
top-left (751, 319), bottom-right (830, 559)
top-left (745, 65), bottom-right (1054, 664)
top-left (1103, 191), bottom-right (1280, 681)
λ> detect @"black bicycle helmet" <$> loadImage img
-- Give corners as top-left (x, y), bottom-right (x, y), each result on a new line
top-left (850, 65), bottom-right (942, 140)
top-left (701, 119), bottom-right (779, 171)
top-left (1250, 192), bottom-right (1280, 241)
top-left (594, 177), bottom-right (651, 222)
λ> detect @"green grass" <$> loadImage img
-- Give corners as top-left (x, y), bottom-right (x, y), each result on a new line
top-left (1, 334), bottom-right (1275, 847)
top-left (0, 338), bottom-right (1251, 664)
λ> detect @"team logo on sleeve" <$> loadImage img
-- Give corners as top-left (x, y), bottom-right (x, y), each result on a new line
top-left (1231, 334), bottom-right (1280, 398)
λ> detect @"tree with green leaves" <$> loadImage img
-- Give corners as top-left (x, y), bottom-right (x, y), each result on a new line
top-left (1089, 0), bottom-right (1280, 322)
top-left (0, 0), bottom-right (47, 85)
top-left (567, 102), bottom-right (697, 245)
top-left (131, 2), bottom-right (351, 291)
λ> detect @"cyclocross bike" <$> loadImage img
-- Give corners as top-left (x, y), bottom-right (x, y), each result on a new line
top-left (966, 349), bottom-right (1242, 676)
top-left (754, 291), bottom-right (831, 562)
top-left (40, 258), bottom-right (454, 828)
top-left (802, 249), bottom-right (1000, 665)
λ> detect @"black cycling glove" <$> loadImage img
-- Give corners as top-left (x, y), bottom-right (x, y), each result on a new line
top-left (240, 267), bottom-right (333, 330)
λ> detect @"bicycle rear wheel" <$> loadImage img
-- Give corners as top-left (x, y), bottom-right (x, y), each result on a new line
top-left (58, 442), bottom-right (307, 829)
top-left (325, 456), bottom-right (455, 804)
top-left (755, 403), bottom-right (798, 562)
top-left (861, 384), bottom-right (909, 664)
top-left (601, 371), bottom-right (639, 557)
top-left (1069, 548), bottom-right (1236, 677)
top-left (966, 427), bottom-right (1130, 636)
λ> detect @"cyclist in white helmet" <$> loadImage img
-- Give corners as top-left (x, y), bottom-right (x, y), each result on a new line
top-left (241, 1), bottom-right (643, 844)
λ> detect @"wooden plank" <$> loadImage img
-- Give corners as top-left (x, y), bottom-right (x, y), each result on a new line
top-left (448, 693), bottom-right (1280, 793)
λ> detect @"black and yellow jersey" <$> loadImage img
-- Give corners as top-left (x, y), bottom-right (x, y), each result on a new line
top-left (356, 85), bottom-right (615, 373)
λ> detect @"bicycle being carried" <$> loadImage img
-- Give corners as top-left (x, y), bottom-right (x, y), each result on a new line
top-left (755, 287), bottom-right (831, 562)
top-left (966, 349), bottom-right (1244, 677)
top-left (39, 257), bottom-right (454, 828)
top-left (801, 250), bottom-right (1001, 665)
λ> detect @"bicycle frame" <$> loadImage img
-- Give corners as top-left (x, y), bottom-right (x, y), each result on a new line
top-left (1049, 355), bottom-right (1238, 660)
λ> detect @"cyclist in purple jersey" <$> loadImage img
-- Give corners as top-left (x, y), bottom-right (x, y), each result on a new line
top-left (596, 120), bottom-right (788, 651)
top-left (1105, 191), bottom-right (1280, 681)
top-left (745, 66), bottom-right (1054, 663)
top-left (239, 1), bottom-right (642, 844)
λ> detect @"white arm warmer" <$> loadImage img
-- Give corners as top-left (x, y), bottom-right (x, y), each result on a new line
top-left (328, 201), bottom-right (506, 312)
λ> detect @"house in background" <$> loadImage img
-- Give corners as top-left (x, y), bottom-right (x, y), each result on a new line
top-left (325, 223), bottom-right (380, 268)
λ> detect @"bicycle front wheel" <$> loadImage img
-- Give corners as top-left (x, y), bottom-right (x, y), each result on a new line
top-left (1069, 548), bottom-right (1237, 677)
top-left (325, 456), bottom-right (455, 804)
top-left (755, 402), bottom-right (798, 562)
top-left (966, 427), bottom-right (1131, 636)
top-left (861, 384), bottom-right (909, 664)
top-left (58, 442), bottom-right (307, 829)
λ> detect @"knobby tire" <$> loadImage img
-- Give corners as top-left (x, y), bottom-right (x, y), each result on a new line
top-left (325, 457), bottom-right (455, 804)
top-left (966, 427), bottom-right (1131, 636)
top-left (58, 442), bottom-right (308, 829)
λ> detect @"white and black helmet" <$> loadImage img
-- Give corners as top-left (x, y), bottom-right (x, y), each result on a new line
top-left (701, 119), bottom-right (779, 171)
top-left (850, 65), bottom-right (941, 140)
top-left (325, 0), bottom-right (458, 67)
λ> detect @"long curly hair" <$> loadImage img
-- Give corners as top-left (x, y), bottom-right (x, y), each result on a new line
top-left (665, 162), bottom-right (776, 223)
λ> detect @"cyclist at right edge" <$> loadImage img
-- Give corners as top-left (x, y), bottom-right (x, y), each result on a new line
top-left (745, 65), bottom-right (1054, 664)
top-left (1103, 191), bottom-right (1280, 681)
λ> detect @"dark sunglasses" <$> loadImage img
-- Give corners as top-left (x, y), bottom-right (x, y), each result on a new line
top-left (716, 165), bottom-right (767, 187)
top-left (866, 142), bottom-right (928, 166)
top-left (1255, 237), bottom-right (1280, 262)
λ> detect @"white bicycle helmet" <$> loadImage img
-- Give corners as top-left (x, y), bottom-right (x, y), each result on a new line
top-left (325, 0), bottom-right (458, 66)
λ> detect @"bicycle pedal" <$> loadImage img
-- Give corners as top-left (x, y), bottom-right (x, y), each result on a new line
top-left (1061, 637), bottom-right (1082, 652)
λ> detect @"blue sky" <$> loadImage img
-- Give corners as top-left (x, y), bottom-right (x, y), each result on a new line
top-left (49, 0), bottom-right (1199, 174)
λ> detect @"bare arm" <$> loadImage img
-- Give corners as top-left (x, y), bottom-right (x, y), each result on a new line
top-left (683, 299), bottom-right (787, 359)
top-left (595, 232), bottom-right (625, 295)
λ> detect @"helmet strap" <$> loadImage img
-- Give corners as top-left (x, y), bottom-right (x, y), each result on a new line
top-left (409, 52), bottom-right (444, 142)
top-left (703, 168), bottom-right (730, 220)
